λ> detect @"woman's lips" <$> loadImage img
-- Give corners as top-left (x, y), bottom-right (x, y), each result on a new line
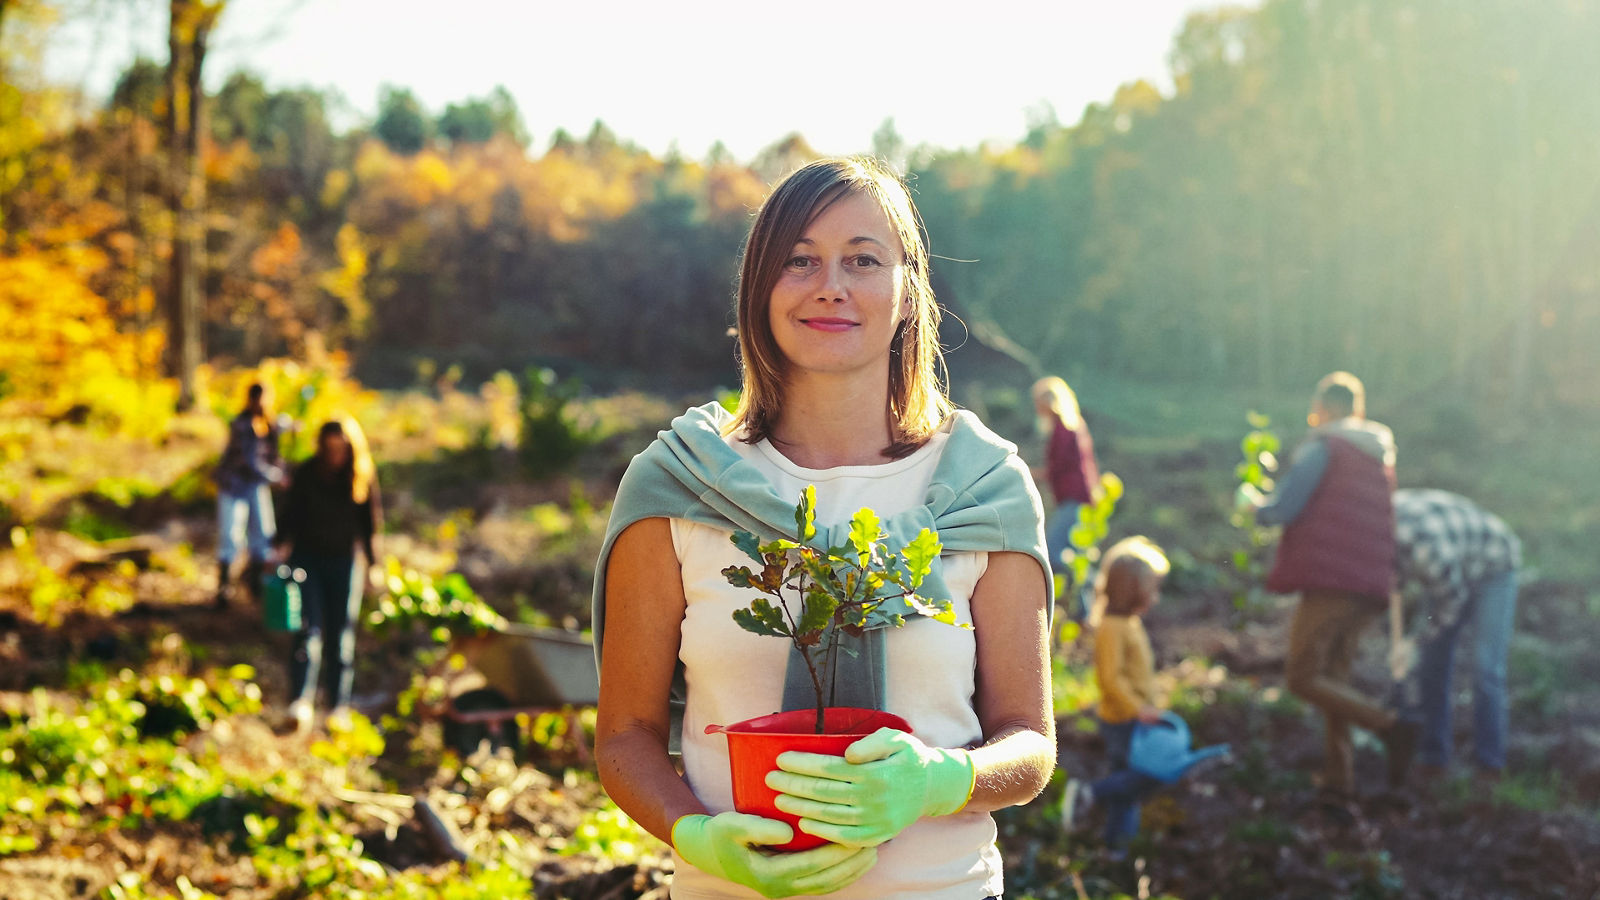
top-left (801, 317), bottom-right (858, 333)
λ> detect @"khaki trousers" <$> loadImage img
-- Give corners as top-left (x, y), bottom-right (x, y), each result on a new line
top-left (1285, 590), bottom-right (1396, 794)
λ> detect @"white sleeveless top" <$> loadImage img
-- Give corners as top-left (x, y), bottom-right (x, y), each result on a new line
top-left (669, 429), bottom-right (1004, 900)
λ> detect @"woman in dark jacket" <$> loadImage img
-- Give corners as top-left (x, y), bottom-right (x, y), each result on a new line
top-left (274, 416), bottom-right (380, 731)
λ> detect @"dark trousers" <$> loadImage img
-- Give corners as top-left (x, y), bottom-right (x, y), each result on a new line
top-left (1092, 719), bottom-right (1161, 850)
top-left (1285, 591), bottom-right (1395, 794)
top-left (288, 550), bottom-right (363, 710)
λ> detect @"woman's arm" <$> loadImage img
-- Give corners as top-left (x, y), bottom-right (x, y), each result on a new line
top-left (964, 550), bottom-right (1056, 812)
top-left (361, 479), bottom-right (382, 565)
top-left (594, 518), bottom-right (706, 844)
top-left (271, 468), bottom-right (302, 558)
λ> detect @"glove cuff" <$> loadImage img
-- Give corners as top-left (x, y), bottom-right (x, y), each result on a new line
top-left (927, 748), bottom-right (977, 817)
top-left (670, 813), bottom-right (710, 852)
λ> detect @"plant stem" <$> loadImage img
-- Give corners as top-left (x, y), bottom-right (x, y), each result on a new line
top-left (789, 564), bottom-right (827, 734)
top-left (807, 647), bottom-right (825, 734)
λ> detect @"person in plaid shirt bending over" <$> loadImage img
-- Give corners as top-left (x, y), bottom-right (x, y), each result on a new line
top-left (1391, 489), bottom-right (1521, 782)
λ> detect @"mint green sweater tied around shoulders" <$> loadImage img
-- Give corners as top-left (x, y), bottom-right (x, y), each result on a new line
top-left (591, 402), bottom-right (1052, 745)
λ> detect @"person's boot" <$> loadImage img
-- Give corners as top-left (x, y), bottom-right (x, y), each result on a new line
top-left (1384, 717), bottom-right (1422, 788)
top-left (215, 562), bottom-right (232, 609)
top-left (241, 558), bottom-right (265, 604)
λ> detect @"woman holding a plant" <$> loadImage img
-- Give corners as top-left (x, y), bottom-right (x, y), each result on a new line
top-left (595, 158), bottom-right (1055, 899)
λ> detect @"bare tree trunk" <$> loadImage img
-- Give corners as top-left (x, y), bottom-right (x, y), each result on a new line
top-left (1506, 75), bottom-right (1536, 416)
top-left (163, 0), bottom-right (221, 410)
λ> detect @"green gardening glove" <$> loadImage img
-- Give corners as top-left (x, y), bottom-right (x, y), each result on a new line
top-left (766, 727), bottom-right (977, 848)
top-left (671, 812), bottom-right (878, 898)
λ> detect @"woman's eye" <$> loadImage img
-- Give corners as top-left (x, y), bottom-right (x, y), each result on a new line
top-left (852, 255), bottom-right (882, 268)
top-left (785, 256), bottom-right (813, 270)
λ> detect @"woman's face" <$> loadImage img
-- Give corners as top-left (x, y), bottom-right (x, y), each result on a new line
top-left (768, 191), bottom-right (907, 380)
top-left (319, 433), bottom-right (351, 469)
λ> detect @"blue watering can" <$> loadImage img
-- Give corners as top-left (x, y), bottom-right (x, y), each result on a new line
top-left (1128, 712), bottom-right (1230, 784)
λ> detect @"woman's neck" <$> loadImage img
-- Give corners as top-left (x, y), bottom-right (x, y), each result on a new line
top-left (768, 369), bottom-right (895, 469)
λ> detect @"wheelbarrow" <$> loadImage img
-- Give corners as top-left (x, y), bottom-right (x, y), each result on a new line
top-left (425, 622), bottom-right (600, 763)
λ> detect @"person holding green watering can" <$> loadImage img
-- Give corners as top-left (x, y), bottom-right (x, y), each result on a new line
top-left (213, 382), bottom-right (287, 609)
top-left (273, 417), bottom-right (380, 734)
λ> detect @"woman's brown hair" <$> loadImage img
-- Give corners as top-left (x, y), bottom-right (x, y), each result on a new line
top-left (726, 157), bottom-right (950, 459)
top-left (317, 416), bottom-right (375, 504)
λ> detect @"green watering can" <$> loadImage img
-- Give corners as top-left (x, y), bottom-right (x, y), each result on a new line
top-left (262, 565), bottom-right (306, 631)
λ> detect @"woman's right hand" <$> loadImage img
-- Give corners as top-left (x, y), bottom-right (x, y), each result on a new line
top-left (671, 812), bottom-right (877, 898)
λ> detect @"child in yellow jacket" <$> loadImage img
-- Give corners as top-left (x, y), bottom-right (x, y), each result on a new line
top-left (1064, 536), bottom-right (1169, 858)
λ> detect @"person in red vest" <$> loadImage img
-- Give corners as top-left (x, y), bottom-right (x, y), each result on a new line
top-left (1239, 371), bottom-right (1419, 801)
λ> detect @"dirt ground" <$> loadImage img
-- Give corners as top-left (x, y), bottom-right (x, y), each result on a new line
top-left (4, 497), bottom-right (1599, 899)
top-left (1024, 575), bottom-right (1600, 900)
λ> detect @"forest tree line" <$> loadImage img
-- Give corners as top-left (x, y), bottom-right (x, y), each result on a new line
top-left (3, 0), bottom-right (1597, 417)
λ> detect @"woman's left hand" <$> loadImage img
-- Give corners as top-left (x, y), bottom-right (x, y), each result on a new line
top-left (766, 728), bottom-right (975, 848)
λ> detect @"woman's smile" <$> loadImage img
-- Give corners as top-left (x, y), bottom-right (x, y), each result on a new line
top-left (800, 316), bottom-right (860, 332)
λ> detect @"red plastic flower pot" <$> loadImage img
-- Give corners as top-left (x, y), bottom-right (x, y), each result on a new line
top-left (705, 707), bottom-right (912, 852)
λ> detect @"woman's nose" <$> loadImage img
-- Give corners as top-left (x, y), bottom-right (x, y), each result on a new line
top-left (818, 260), bottom-right (846, 301)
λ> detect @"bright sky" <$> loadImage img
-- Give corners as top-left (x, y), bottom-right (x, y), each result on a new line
top-left (40, 0), bottom-right (1228, 160)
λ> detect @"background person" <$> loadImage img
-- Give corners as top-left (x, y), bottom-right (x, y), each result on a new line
top-left (273, 417), bottom-right (380, 733)
top-left (1239, 371), bottom-right (1418, 799)
top-left (1391, 489), bottom-right (1521, 782)
top-left (593, 158), bottom-right (1056, 900)
top-left (213, 382), bottom-right (285, 608)
top-left (1032, 375), bottom-right (1101, 620)
top-left (1062, 536), bottom-right (1170, 860)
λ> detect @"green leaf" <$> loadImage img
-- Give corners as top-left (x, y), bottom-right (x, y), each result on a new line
top-left (731, 531), bottom-right (763, 564)
top-left (905, 594), bottom-right (966, 627)
top-left (754, 597), bottom-right (787, 632)
top-left (721, 565), bottom-right (757, 589)
top-left (1058, 620), bottom-right (1082, 644)
top-left (1232, 549), bottom-right (1251, 570)
top-left (798, 585), bottom-right (838, 638)
top-left (901, 528), bottom-right (942, 588)
top-left (794, 485), bottom-right (817, 544)
top-left (1069, 523), bottom-right (1095, 549)
top-left (1247, 410), bottom-right (1271, 430)
top-left (733, 604), bottom-right (787, 637)
top-left (1070, 555), bottom-right (1091, 583)
top-left (848, 508), bottom-right (881, 565)
top-left (1099, 472), bottom-right (1124, 503)
top-left (732, 608), bottom-right (769, 635)
top-left (801, 554), bottom-right (845, 598)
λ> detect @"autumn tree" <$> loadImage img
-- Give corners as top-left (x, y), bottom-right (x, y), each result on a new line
top-left (164, 0), bottom-right (224, 409)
